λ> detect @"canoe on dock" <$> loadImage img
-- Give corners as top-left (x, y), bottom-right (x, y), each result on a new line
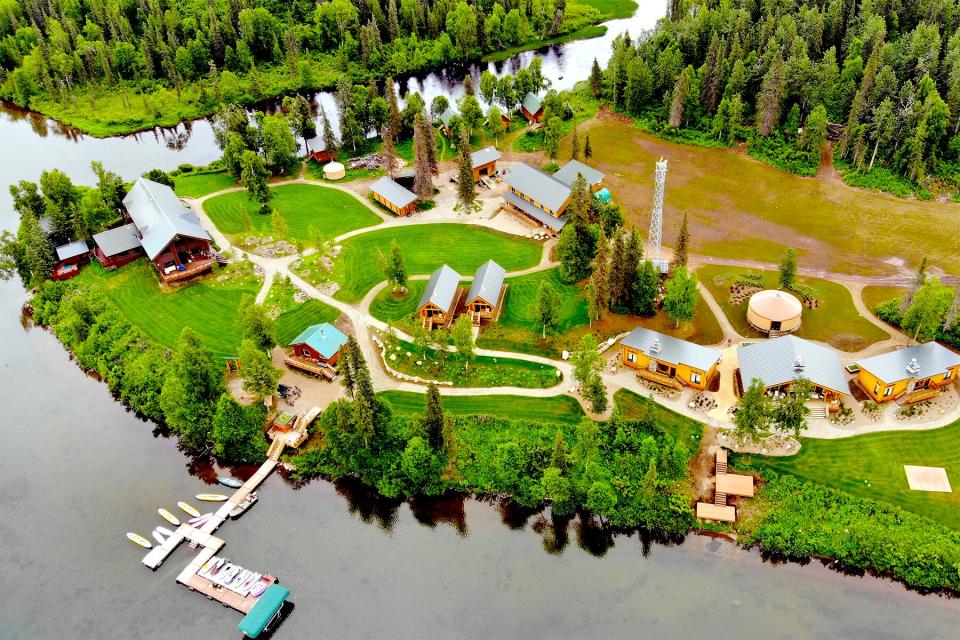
top-left (127, 532), bottom-right (152, 548)
top-left (178, 501), bottom-right (200, 517)
top-left (196, 493), bottom-right (229, 502)
top-left (158, 508), bottom-right (181, 526)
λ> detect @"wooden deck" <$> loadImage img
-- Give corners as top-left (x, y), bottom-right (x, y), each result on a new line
top-left (284, 354), bottom-right (335, 379)
top-left (896, 387), bottom-right (940, 406)
top-left (696, 502), bottom-right (736, 522)
top-left (159, 257), bottom-right (214, 283)
top-left (636, 368), bottom-right (684, 391)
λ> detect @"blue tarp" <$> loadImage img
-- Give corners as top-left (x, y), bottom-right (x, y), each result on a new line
top-left (238, 584), bottom-right (290, 638)
top-left (594, 187), bottom-right (612, 203)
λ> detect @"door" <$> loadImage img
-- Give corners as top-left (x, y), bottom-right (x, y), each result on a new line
top-left (770, 320), bottom-right (782, 331)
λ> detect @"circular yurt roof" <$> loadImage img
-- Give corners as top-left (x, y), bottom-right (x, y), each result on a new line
top-left (323, 162), bottom-right (346, 179)
top-left (748, 289), bottom-right (802, 321)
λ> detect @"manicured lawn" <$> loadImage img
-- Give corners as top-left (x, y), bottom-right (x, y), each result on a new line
top-left (173, 172), bottom-right (237, 198)
top-left (382, 337), bottom-right (561, 388)
top-left (203, 183), bottom-right (382, 244)
top-left (578, 115), bottom-right (960, 275)
top-left (862, 285), bottom-right (906, 315)
top-left (614, 389), bottom-right (704, 443)
top-left (276, 299), bottom-right (341, 345)
top-left (697, 264), bottom-right (888, 351)
top-left (738, 420), bottom-right (960, 530)
top-left (369, 280), bottom-right (427, 332)
top-left (76, 261), bottom-right (259, 357)
top-left (476, 267), bottom-right (723, 356)
top-left (327, 224), bottom-right (542, 303)
top-left (378, 390), bottom-right (586, 425)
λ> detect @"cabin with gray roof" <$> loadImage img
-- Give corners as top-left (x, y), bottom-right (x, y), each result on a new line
top-left (620, 327), bottom-right (721, 391)
top-left (369, 176), bottom-right (417, 216)
top-left (503, 163), bottom-right (571, 233)
top-left (92, 222), bottom-right (145, 270)
top-left (418, 264), bottom-right (462, 330)
top-left (122, 177), bottom-right (214, 284)
top-left (51, 239), bottom-right (91, 281)
top-left (438, 107), bottom-right (458, 136)
top-left (521, 93), bottom-right (543, 123)
top-left (737, 336), bottom-right (849, 412)
top-left (855, 342), bottom-right (960, 404)
top-left (465, 260), bottom-right (506, 324)
top-left (553, 159), bottom-right (605, 192)
top-left (470, 146), bottom-right (501, 180)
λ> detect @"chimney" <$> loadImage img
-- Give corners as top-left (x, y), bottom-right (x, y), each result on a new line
top-left (650, 338), bottom-right (662, 354)
top-left (794, 355), bottom-right (805, 371)
top-left (906, 358), bottom-right (920, 375)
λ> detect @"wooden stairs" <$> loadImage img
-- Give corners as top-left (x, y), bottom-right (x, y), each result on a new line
top-left (714, 492), bottom-right (727, 506)
top-left (266, 438), bottom-right (286, 461)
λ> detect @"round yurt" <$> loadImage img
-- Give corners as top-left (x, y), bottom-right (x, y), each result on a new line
top-left (747, 289), bottom-right (802, 334)
top-left (323, 161), bottom-right (346, 180)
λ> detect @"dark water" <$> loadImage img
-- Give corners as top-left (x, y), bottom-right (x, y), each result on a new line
top-left (3, 2), bottom-right (960, 637)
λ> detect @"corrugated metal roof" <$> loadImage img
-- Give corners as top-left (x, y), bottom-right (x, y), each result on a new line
top-left (504, 163), bottom-right (570, 213)
top-left (553, 159), bottom-right (605, 187)
top-left (55, 240), bottom-right (90, 261)
top-left (620, 327), bottom-right (721, 372)
top-left (439, 107), bottom-right (457, 126)
top-left (737, 336), bottom-right (849, 394)
top-left (522, 92), bottom-right (542, 114)
top-left (122, 178), bottom-right (211, 260)
top-left (92, 223), bottom-right (142, 257)
top-left (418, 264), bottom-right (461, 313)
top-left (470, 146), bottom-right (501, 169)
top-left (289, 322), bottom-right (349, 359)
top-left (466, 260), bottom-right (505, 305)
top-left (503, 192), bottom-right (567, 232)
top-left (370, 176), bottom-right (417, 209)
top-left (856, 342), bottom-right (960, 383)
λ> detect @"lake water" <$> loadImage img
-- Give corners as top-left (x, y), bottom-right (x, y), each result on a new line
top-left (2, 2), bottom-right (960, 637)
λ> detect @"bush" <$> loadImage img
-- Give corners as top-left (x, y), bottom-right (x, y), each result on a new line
top-left (746, 133), bottom-right (819, 176)
top-left (834, 159), bottom-right (925, 199)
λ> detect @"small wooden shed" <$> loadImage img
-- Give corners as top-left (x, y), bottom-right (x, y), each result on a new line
top-left (370, 176), bottom-right (417, 216)
top-left (470, 146), bottom-right (501, 181)
top-left (521, 92), bottom-right (543, 123)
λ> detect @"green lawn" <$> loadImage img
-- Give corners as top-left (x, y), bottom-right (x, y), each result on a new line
top-left (578, 0), bottom-right (637, 19)
top-left (378, 390), bottom-right (586, 425)
top-left (276, 299), bottom-right (342, 345)
top-left (614, 389), bottom-right (705, 443)
top-left (173, 172), bottom-right (237, 198)
top-left (476, 267), bottom-right (724, 356)
top-left (697, 264), bottom-right (888, 351)
top-left (738, 420), bottom-right (960, 530)
top-left (203, 183), bottom-right (382, 244)
top-left (862, 285), bottom-right (906, 315)
top-left (369, 281), bottom-right (428, 333)
top-left (325, 224), bottom-right (542, 303)
top-left (76, 261), bottom-right (259, 357)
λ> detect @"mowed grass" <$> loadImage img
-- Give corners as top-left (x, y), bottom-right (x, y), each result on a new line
top-left (378, 390), bottom-right (586, 425)
top-left (203, 183), bottom-right (382, 243)
top-left (173, 172), bottom-right (237, 198)
top-left (697, 264), bottom-right (889, 351)
top-left (578, 115), bottom-right (960, 276)
top-left (738, 420), bottom-right (960, 530)
top-left (369, 280), bottom-right (428, 331)
top-left (578, 0), bottom-right (638, 19)
top-left (614, 389), bottom-right (704, 443)
top-left (330, 224), bottom-right (542, 303)
top-left (77, 261), bottom-right (258, 357)
top-left (862, 285), bottom-right (906, 315)
top-left (477, 267), bottom-right (723, 356)
top-left (276, 299), bottom-right (341, 345)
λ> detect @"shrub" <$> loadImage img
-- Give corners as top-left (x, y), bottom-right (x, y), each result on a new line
top-left (746, 133), bottom-right (819, 176)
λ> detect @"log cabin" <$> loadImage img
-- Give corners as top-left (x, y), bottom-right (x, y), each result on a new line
top-left (285, 322), bottom-right (349, 379)
top-left (92, 223), bottom-right (145, 270)
top-left (370, 176), bottom-right (417, 216)
top-left (464, 260), bottom-right (506, 324)
top-left (51, 240), bottom-right (90, 281)
top-left (619, 327), bottom-right (721, 391)
top-left (552, 159), bottom-right (605, 192)
top-left (470, 146), bottom-right (501, 181)
top-left (855, 342), bottom-right (960, 405)
top-left (503, 163), bottom-right (571, 234)
top-left (122, 177), bottom-right (214, 284)
top-left (521, 93), bottom-right (543, 123)
top-left (418, 265), bottom-right (462, 330)
top-left (438, 107), bottom-right (457, 137)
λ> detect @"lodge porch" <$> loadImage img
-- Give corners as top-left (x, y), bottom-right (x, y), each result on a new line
top-left (284, 354), bottom-right (336, 380)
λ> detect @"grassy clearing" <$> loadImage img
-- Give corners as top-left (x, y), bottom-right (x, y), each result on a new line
top-left (319, 224), bottom-right (541, 303)
top-left (696, 264), bottom-right (889, 351)
top-left (276, 300), bottom-right (341, 345)
top-left (203, 183), bottom-right (382, 244)
top-left (304, 158), bottom-right (384, 183)
top-left (378, 390), bottom-right (586, 424)
top-left (578, 0), bottom-right (638, 19)
top-left (737, 420), bottom-right (960, 530)
top-left (577, 115), bottom-right (960, 275)
top-left (614, 388), bottom-right (705, 443)
top-left (476, 267), bottom-right (723, 356)
top-left (173, 172), bottom-right (237, 198)
top-left (862, 285), bottom-right (906, 315)
top-left (75, 260), bottom-right (259, 357)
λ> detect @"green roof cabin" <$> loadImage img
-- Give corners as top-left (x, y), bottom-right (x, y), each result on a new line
top-left (238, 584), bottom-right (290, 638)
top-left (285, 322), bottom-right (349, 379)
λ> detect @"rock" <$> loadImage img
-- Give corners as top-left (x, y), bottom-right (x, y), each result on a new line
top-left (416, 360), bottom-right (422, 366)
top-left (561, 350), bottom-right (570, 360)
top-left (389, 354), bottom-right (397, 361)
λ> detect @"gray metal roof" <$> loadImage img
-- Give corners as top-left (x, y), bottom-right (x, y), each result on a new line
top-left (418, 264), bottom-right (462, 313)
top-left (471, 146), bottom-right (501, 169)
top-left (370, 176), bottom-right (417, 209)
top-left (122, 178), bottom-right (211, 260)
top-left (522, 92), bottom-right (542, 114)
top-left (439, 107), bottom-right (457, 126)
top-left (856, 342), bottom-right (960, 383)
top-left (620, 327), bottom-right (720, 372)
top-left (737, 336), bottom-right (849, 394)
top-left (553, 159), bottom-right (605, 187)
top-left (503, 192), bottom-right (568, 232)
top-left (466, 260), bottom-right (505, 305)
top-left (92, 223), bottom-right (142, 257)
top-left (55, 240), bottom-right (90, 261)
top-left (504, 163), bottom-right (570, 213)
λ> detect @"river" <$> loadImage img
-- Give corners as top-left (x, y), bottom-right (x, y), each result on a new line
top-left (2, 2), bottom-right (960, 637)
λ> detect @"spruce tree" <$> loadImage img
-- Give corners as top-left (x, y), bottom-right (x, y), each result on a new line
top-left (584, 133), bottom-right (592, 161)
top-left (901, 256), bottom-right (928, 313)
top-left (633, 259), bottom-right (660, 317)
top-left (607, 230), bottom-right (627, 311)
top-left (757, 51), bottom-right (786, 136)
top-left (550, 430), bottom-right (569, 472)
top-left (423, 383), bottom-right (445, 450)
top-left (571, 125), bottom-right (581, 160)
top-left (589, 58), bottom-right (603, 98)
top-left (588, 228), bottom-right (610, 322)
top-left (454, 128), bottom-right (479, 214)
top-left (381, 125), bottom-right (397, 178)
top-left (341, 337), bottom-right (358, 398)
top-left (349, 336), bottom-right (378, 447)
top-left (385, 77), bottom-right (402, 137)
top-left (671, 212), bottom-right (689, 270)
top-left (413, 112), bottom-right (434, 200)
top-left (320, 106), bottom-right (338, 155)
top-left (778, 247), bottom-right (797, 290)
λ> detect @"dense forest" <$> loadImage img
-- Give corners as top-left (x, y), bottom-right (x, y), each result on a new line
top-left (593, 0), bottom-right (960, 195)
top-left (0, 0), bottom-right (607, 132)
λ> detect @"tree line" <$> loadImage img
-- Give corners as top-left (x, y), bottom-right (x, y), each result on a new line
top-left (592, 0), bottom-right (960, 189)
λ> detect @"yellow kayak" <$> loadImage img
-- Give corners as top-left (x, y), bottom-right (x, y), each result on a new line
top-left (178, 501), bottom-right (200, 517)
top-left (196, 493), bottom-right (229, 502)
top-left (158, 508), bottom-right (181, 526)
top-left (127, 532), bottom-right (152, 549)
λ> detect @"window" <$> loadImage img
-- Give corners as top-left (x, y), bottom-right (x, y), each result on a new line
top-left (627, 352), bottom-right (636, 363)
top-left (301, 347), bottom-right (310, 357)
top-left (874, 383), bottom-right (880, 395)
top-left (947, 369), bottom-right (954, 381)
top-left (883, 386), bottom-right (893, 397)
top-left (691, 372), bottom-right (702, 384)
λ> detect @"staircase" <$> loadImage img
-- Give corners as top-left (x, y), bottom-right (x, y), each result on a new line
top-left (808, 405), bottom-right (828, 419)
top-left (266, 438), bottom-right (286, 461)
top-left (715, 458), bottom-right (728, 475)
top-left (714, 492), bottom-right (727, 506)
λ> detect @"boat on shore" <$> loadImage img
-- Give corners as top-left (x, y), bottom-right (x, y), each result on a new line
top-left (177, 501), bottom-right (200, 517)
top-left (218, 476), bottom-right (243, 489)
top-left (229, 493), bottom-right (258, 519)
top-left (157, 508), bottom-right (180, 526)
top-left (196, 493), bottom-right (229, 502)
top-left (126, 532), bottom-right (152, 549)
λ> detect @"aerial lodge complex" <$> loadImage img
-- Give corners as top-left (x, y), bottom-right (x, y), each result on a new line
top-left (620, 328), bottom-right (721, 392)
top-left (502, 159), bottom-right (607, 234)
